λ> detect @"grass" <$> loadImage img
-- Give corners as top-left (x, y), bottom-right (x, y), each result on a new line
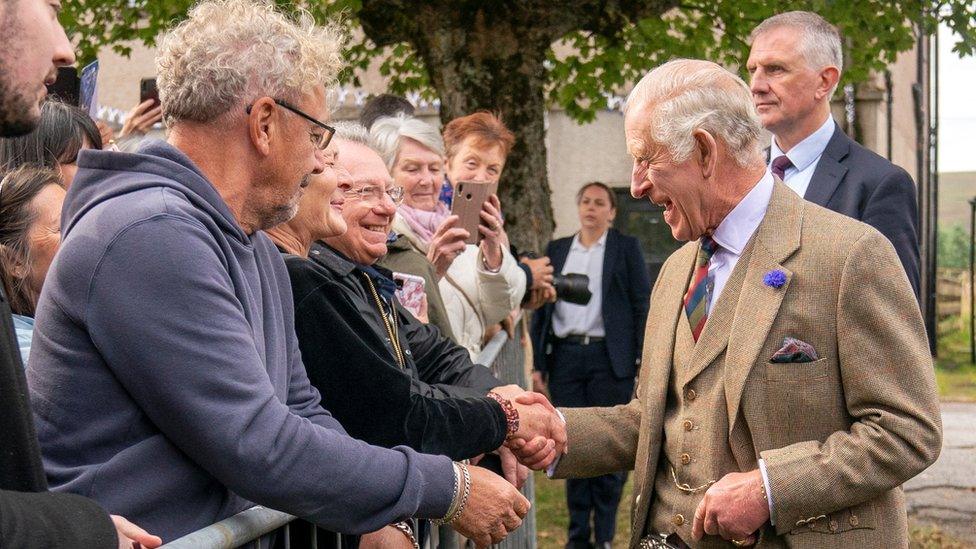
top-left (909, 524), bottom-right (974, 548)
top-left (936, 316), bottom-right (976, 401)
top-left (534, 472), bottom-right (633, 549)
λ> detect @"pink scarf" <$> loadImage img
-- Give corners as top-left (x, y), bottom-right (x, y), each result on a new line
top-left (398, 203), bottom-right (451, 245)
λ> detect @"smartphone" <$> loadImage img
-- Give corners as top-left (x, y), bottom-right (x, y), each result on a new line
top-left (47, 66), bottom-right (80, 105)
top-left (393, 272), bottom-right (426, 320)
top-left (450, 181), bottom-right (497, 244)
top-left (140, 77), bottom-right (159, 109)
top-left (79, 61), bottom-right (99, 117)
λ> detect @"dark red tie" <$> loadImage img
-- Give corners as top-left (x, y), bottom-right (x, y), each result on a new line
top-left (771, 155), bottom-right (793, 180)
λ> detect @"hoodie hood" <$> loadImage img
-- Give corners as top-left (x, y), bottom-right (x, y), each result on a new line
top-left (64, 139), bottom-right (248, 243)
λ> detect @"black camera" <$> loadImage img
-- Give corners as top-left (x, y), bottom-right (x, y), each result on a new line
top-left (552, 272), bottom-right (592, 306)
top-left (520, 252), bottom-right (592, 306)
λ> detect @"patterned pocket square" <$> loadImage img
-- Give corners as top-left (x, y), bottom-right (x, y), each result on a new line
top-left (770, 337), bottom-right (819, 363)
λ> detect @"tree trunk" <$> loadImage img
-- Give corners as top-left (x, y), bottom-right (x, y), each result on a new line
top-left (425, 40), bottom-right (554, 254)
top-left (359, 5), bottom-right (559, 253)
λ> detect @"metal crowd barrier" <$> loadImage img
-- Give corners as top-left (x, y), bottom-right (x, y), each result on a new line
top-left (160, 319), bottom-right (536, 549)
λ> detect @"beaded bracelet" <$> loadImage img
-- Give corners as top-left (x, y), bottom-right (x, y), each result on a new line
top-left (486, 391), bottom-right (520, 439)
top-left (392, 521), bottom-right (419, 549)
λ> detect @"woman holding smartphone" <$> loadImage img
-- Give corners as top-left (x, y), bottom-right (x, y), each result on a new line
top-left (371, 112), bottom-right (525, 357)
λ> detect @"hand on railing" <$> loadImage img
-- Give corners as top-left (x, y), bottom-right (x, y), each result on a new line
top-left (112, 515), bottom-right (162, 549)
top-left (452, 466), bottom-right (530, 547)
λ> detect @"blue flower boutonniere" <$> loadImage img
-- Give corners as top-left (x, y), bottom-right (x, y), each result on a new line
top-left (763, 269), bottom-right (787, 289)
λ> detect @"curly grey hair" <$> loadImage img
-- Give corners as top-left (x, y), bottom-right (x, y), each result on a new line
top-left (369, 113), bottom-right (445, 172)
top-left (155, 0), bottom-right (344, 126)
top-left (625, 59), bottom-right (763, 168)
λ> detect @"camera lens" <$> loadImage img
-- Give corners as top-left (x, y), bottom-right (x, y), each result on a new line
top-left (553, 273), bottom-right (592, 305)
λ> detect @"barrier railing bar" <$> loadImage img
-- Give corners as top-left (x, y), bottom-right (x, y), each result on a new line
top-left (160, 506), bottom-right (295, 549)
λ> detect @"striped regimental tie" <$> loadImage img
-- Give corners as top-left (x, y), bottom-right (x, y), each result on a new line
top-left (683, 236), bottom-right (719, 341)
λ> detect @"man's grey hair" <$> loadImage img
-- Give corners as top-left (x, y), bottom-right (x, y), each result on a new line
top-left (751, 11), bottom-right (843, 76)
top-left (333, 121), bottom-right (371, 146)
top-left (624, 59), bottom-right (763, 168)
top-left (369, 113), bottom-right (445, 171)
top-left (155, 0), bottom-right (344, 127)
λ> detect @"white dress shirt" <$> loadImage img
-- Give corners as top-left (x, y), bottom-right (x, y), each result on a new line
top-left (552, 231), bottom-right (607, 337)
top-left (706, 170), bottom-right (774, 311)
top-left (769, 116), bottom-right (835, 197)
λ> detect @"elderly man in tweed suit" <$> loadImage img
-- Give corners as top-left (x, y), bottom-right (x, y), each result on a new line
top-left (516, 59), bottom-right (942, 548)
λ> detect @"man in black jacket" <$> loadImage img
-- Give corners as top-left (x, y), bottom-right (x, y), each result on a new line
top-left (0, 1), bottom-right (159, 547)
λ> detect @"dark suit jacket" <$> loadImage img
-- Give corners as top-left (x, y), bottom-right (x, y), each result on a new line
top-left (804, 123), bottom-right (920, 297)
top-left (531, 229), bottom-right (651, 379)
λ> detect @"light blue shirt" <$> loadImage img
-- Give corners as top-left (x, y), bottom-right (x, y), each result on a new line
top-left (12, 314), bottom-right (33, 366)
top-left (769, 116), bottom-right (835, 197)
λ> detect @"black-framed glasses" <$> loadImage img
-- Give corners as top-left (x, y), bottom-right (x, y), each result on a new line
top-left (245, 98), bottom-right (335, 150)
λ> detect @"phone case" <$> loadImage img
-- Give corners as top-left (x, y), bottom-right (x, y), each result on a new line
top-left (450, 181), bottom-right (494, 244)
top-left (140, 78), bottom-right (160, 109)
top-left (393, 272), bottom-right (426, 319)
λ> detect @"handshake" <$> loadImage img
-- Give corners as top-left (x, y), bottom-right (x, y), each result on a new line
top-left (441, 385), bottom-right (566, 548)
top-left (491, 384), bottom-right (567, 470)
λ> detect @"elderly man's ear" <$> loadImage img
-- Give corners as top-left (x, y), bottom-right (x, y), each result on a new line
top-left (246, 97), bottom-right (277, 157)
top-left (693, 129), bottom-right (719, 180)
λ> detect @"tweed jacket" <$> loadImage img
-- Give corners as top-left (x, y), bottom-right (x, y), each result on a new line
top-left (553, 181), bottom-right (942, 548)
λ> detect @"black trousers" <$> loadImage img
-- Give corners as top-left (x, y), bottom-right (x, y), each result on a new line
top-left (548, 339), bottom-right (634, 546)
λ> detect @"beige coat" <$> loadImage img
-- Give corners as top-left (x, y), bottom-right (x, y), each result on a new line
top-left (553, 181), bottom-right (942, 548)
top-left (440, 244), bottom-right (525, 358)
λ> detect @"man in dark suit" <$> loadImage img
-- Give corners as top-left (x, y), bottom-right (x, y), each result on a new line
top-left (530, 182), bottom-right (651, 549)
top-left (747, 11), bottom-right (920, 296)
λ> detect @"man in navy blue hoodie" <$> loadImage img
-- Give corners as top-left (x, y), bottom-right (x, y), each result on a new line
top-left (25, 0), bottom-right (530, 545)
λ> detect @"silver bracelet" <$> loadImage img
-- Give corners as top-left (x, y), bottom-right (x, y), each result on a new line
top-left (433, 462), bottom-right (471, 525)
top-left (451, 462), bottom-right (473, 524)
top-left (392, 521), bottom-right (419, 549)
top-left (433, 462), bottom-right (462, 525)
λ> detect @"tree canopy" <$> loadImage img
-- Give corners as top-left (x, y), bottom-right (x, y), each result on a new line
top-left (64, 0), bottom-right (976, 250)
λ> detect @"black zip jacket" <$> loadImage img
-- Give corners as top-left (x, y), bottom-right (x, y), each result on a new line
top-left (283, 243), bottom-right (507, 459)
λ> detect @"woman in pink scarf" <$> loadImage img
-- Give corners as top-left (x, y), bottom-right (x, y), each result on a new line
top-left (371, 113), bottom-right (526, 356)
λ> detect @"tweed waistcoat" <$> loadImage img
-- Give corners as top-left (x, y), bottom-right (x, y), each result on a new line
top-left (648, 245), bottom-right (759, 546)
